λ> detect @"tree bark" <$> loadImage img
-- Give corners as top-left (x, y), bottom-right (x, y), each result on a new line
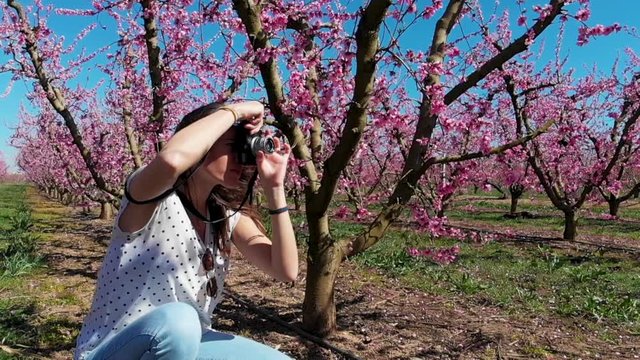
top-left (301, 213), bottom-right (342, 336)
top-left (122, 44), bottom-right (143, 169)
top-left (608, 198), bottom-right (620, 217)
top-left (509, 184), bottom-right (524, 215)
top-left (563, 210), bottom-right (577, 241)
top-left (288, 188), bottom-right (301, 211)
top-left (510, 196), bottom-right (519, 215)
top-left (300, 0), bottom-right (391, 336)
top-left (140, 0), bottom-right (166, 152)
top-left (99, 201), bottom-right (114, 220)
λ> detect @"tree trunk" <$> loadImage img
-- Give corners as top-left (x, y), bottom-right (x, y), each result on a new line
top-left (608, 198), bottom-right (620, 217)
top-left (99, 201), bottom-right (113, 220)
top-left (510, 196), bottom-right (519, 215)
top-left (562, 210), bottom-right (577, 241)
top-left (302, 213), bottom-right (341, 337)
top-left (436, 201), bottom-right (450, 218)
top-left (508, 184), bottom-right (524, 215)
top-left (288, 188), bottom-right (301, 211)
top-left (293, 191), bottom-right (300, 211)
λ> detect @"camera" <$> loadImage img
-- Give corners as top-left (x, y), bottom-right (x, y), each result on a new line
top-left (233, 122), bottom-right (276, 165)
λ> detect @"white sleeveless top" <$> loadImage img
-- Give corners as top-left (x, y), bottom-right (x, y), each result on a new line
top-left (74, 188), bottom-right (240, 360)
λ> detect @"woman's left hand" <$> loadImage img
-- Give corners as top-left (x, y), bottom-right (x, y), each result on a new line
top-left (256, 137), bottom-right (291, 189)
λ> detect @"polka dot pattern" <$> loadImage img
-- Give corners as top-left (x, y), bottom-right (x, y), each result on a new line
top-left (74, 193), bottom-right (239, 360)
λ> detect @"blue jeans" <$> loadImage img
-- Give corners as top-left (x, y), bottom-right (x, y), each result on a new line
top-left (84, 302), bottom-right (292, 360)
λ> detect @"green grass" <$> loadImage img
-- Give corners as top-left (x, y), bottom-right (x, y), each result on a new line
top-left (0, 185), bottom-right (29, 233)
top-left (350, 224), bottom-right (640, 330)
top-left (0, 184), bottom-right (48, 357)
top-left (456, 191), bottom-right (640, 216)
top-left (579, 217), bottom-right (640, 240)
top-left (1, 252), bottom-right (41, 277)
top-left (446, 197), bottom-right (640, 240)
top-left (0, 294), bottom-right (78, 359)
top-left (291, 192), bottom-right (640, 333)
top-left (292, 195), bottom-right (640, 330)
top-left (0, 190), bottom-right (42, 277)
top-left (0, 298), bottom-right (39, 349)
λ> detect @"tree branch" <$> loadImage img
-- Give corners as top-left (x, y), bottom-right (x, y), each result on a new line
top-left (444, 0), bottom-right (565, 105)
top-left (121, 43), bottom-right (143, 169)
top-left (7, 0), bottom-right (121, 199)
top-left (387, 0), bottom-right (465, 210)
top-left (502, 71), bottom-right (569, 208)
top-left (286, 15), bottom-right (324, 163)
top-left (314, 0), bottom-right (391, 216)
top-left (577, 104), bottom-right (640, 208)
top-left (428, 119), bottom-right (554, 166)
top-left (140, 0), bottom-right (166, 152)
top-left (347, 0), bottom-right (465, 257)
top-left (232, 0), bottom-right (319, 196)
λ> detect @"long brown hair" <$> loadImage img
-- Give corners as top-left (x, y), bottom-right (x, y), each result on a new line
top-left (175, 102), bottom-right (266, 252)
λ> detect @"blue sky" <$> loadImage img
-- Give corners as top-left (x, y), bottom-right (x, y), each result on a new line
top-left (1, 0), bottom-right (639, 172)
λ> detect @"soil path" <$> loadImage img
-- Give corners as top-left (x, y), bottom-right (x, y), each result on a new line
top-left (23, 188), bottom-right (640, 359)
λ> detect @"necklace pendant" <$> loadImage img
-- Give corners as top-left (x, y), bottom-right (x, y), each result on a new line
top-left (202, 247), bottom-right (214, 272)
top-left (206, 278), bottom-right (219, 297)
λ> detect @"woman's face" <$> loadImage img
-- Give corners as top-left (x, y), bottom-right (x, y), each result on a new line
top-left (199, 129), bottom-right (244, 188)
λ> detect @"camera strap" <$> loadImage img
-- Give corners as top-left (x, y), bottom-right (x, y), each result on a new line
top-left (124, 145), bottom-right (214, 205)
top-left (124, 162), bottom-right (258, 225)
top-left (175, 170), bottom-right (258, 224)
top-left (124, 183), bottom-right (174, 205)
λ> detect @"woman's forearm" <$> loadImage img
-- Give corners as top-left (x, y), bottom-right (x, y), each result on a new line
top-left (264, 186), bottom-right (299, 282)
top-left (160, 108), bottom-right (237, 177)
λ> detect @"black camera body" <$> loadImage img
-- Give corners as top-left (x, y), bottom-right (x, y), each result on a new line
top-left (233, 123), bottom-right (275, 165)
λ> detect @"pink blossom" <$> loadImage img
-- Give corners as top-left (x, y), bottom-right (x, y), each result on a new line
top-left (408, 247), bottom-right (420, 257)
top-left (599, 213), bottom-right (619, 221)
top-left (577, 24), bottom-right (621, 46)
top-left (575, 8), bottom-right (591, 21)
top-left (334, 205), bottom-right (350, 219)
top-left (406, 244), bottom-right (460, 265)
top-left (606, 180), bottom-right (623, 196)
top-left (517, 14), bottom-right (527, 27)
top-left (423, 0), bottom-right (443, 20)
top-left (355, 208), bottom-right (372, 221)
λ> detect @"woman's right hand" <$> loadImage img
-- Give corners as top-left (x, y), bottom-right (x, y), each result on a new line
top-left (229, 101), bottom-right (264, 135)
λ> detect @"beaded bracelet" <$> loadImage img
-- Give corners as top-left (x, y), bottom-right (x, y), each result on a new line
top-left (268, 206), bottom-right (289, 215)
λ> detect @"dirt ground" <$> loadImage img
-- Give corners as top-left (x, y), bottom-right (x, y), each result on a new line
top-left (20, 189), bottom-right (640, 359)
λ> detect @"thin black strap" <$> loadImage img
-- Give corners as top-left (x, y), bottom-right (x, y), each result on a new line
top-left (123, 165), bottom-right (196, 205)
top-left (123, 170), bottom-right (176, 205)
top-left (175, 170), bottom-right (258, 224)
top-left (124, 182), bottom-right (175, 205)
top-left (268, 206), bottom-right (289, 215)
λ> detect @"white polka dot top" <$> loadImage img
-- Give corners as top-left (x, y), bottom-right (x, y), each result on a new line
top-left (74, 188), bottom-right (240, 360)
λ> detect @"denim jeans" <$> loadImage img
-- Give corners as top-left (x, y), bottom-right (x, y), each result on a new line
top-left (84, 302), bottom-right (292, 360)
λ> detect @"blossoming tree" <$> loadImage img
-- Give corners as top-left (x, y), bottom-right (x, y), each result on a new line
top-left (3, 0), bottom-right (629, 336)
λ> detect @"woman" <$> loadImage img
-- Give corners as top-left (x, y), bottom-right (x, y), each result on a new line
top-left (74, 101), bottom-right (298, 360)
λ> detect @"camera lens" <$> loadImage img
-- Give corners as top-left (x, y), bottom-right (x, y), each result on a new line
top-left (262, 138), bottom-right (275, 153)
top-left (249, 136), bottom-right (275, 155)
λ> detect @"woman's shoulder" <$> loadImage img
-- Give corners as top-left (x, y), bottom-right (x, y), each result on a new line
top-left (225, 208), bottom-right (242, 231)
top-left (115, 192), bottom-right (185, 236)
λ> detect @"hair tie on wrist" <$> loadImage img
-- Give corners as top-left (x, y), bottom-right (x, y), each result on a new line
top-left (218, 106), bottom-right (238, 124)
top-left (268, 206), bottom-right (289, 215)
